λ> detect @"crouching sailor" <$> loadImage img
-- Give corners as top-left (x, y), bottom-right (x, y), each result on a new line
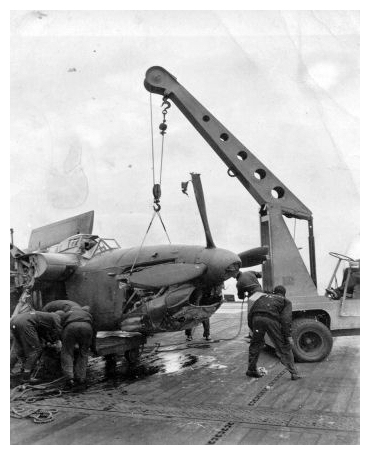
top-left (56, 305), bottom-right (94, 390)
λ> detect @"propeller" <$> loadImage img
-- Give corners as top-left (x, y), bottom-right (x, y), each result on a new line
top-left (190, 173), bottom-right (216, 249)
top-left (190, 173), bottom-right (268, 268)
top-left (238, 246), bottom-right (269, 268)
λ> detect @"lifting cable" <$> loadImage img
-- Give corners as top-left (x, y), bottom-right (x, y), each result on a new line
top-left (129, 94), bottom-right (172, 274)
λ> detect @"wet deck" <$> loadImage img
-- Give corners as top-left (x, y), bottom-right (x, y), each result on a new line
top-left (10, 303), bottom-right (360, 445)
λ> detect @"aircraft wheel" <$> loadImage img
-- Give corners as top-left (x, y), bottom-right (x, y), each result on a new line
top-left (124, 347), bottom-right (141, 364)
top-left (292, 318), bottom-right (333, 362)
top-left (104, 354), bottom-right (117, 377)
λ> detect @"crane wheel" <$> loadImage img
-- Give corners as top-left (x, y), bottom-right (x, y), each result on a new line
top-left (124, 347), bottom-right (141, 365)
top-left (291, 318), bottom-right (333, 362)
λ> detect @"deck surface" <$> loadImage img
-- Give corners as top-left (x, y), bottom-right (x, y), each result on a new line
top-left (10, 303), bottom-right (360, 445)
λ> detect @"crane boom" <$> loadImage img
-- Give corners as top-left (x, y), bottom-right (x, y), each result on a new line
top-left (144, 66), bottom-right (318, 296)
top-left (145, 66), bottom-right (311, 219)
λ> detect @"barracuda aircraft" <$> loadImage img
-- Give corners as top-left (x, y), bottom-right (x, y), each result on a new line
top-left (11, 173), bottom-right (267, 344)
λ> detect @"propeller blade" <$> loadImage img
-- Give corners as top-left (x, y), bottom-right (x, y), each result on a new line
top-left (122, 263), bottom-right (207, 289)
top-left (238, 246), bottom-right (269, 268)
top-left (191, 173), bottom-right (216, 249)
top-left (10, 243), bottom-right (25, 259)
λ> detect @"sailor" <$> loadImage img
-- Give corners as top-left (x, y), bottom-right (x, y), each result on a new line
top-left (235, 270), bottom-right (262, 301)
top-left (327, 259), bottom-right (360, 300)
top-left (10, 310), bottom-right (62, 381)
top-left (235, 270), bottom-right (263, 340)
top-left (57, 305), bottom-right (94, 390)
top-left (246, 284), bottom-right (301, 380)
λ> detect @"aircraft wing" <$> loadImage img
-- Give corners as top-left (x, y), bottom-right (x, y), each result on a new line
top-left (125, 263), bottom-right (207, 289)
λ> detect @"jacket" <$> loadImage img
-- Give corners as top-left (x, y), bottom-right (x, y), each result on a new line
top-left (11, 311), bottom-right (62, 343)
top-left (60, 307), bottom-right (93, 329)
top-left (236, 271), bottom-right (261, 300)
top-left (248, 293), bottom-right (293, 338)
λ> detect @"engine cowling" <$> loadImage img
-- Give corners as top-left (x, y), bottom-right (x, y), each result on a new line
top-left (120, 283), bottom-right (222, 333)
top-left (28, 253), bottom-right (79, 281)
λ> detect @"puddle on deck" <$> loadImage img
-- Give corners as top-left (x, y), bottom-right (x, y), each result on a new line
top-left (86, 350), bottom-right (228, 389)
top-left (11, 347), bottom-right (228, 392)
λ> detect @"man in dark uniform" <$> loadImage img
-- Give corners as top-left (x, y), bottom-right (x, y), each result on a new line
top-left (10, 310), bottom-right (62, 381)
top-left (57, 305), bottom-right (94, 389)
top-left (236, 270), bottom-right (262, 301)
top-left (327, 259), bottom-right (360, 299)
top-left (246, 285), bottom-right (301, 380)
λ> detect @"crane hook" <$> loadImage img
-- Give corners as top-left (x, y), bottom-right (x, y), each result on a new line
top-left (161, 99), bottom-right (171, 111)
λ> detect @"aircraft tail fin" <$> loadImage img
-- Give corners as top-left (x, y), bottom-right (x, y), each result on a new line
top-left (28, 211), bottom-right (94, 251)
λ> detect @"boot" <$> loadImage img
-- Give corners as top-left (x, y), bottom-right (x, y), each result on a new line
top-left (73, 379), bottom-right (87, 392)
top-left (246, 370), bottom-right (264, 378)
top-left (291, 373), bottom-right (303, 380)
top-left (63, 379), bottom-right (75, 390)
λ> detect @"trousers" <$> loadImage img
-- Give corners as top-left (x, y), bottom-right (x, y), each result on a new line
top-left (248, 315), bottom-right (297, 375)
top-left (10, 318), bottom-right (42, 373)
top-left (185, 319), bottom-right (210, 337)
top-left (61, 322), bottom-right (93, 382)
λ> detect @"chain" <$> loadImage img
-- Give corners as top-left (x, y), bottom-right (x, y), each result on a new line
top-left (152, 95), bottom-right (171, 211)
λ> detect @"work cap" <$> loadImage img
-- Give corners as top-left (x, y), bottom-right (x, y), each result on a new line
top-left (273, 285), bottom-right (286, 296)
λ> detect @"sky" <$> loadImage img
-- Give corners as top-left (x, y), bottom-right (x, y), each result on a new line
top-left (9, 10), bottom-right (360, 294)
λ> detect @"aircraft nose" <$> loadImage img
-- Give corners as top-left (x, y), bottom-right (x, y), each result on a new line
top-left (201, 248), bottom-right (241, 284)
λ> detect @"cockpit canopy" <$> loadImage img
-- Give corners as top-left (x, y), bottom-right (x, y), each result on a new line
top-left (49, 234), bottom-right (120, 258)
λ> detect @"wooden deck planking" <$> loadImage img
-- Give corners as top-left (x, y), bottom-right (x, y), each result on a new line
top-left (296, 431), bottom-right (322, 445)
top-left (239, 428), bottom-right (269, 444)
top-left (259, 428), bottom-right (302, 445)
top-left (330, 386), bottom-right (356, 413)
top-left (346, 386), bottom-right (360, 414)
top-left (11, 412), bottom-right (90, 445)
top-left (10, 307), bottom-right (360, 445)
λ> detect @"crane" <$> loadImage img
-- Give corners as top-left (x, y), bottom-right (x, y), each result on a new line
top-left (144, 66), bottom-right (360, 362)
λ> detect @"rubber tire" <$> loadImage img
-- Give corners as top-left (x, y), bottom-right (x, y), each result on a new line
top-left (292, 318), bottom-right (333, 362)
top-left (124, 347), bottom-right (141, 365)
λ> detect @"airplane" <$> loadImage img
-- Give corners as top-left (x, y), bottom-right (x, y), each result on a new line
top-left (11, 173), bottom-right (268, 343)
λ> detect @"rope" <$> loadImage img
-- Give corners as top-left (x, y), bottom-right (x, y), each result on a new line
top-left (129, 93), bottom-right (173, 273)
top-left (11, 405), bottom-right (58, 424)
top-left (159, 133), bottom-right (165, 186)
top-left (10, 379), bottom-right (65, 424)
top-left (156, 211), bottom-right (171, 244)
top-left (129, 211), bottom-right (157, 274)
top-left (143, 300), bottom-right (246, 353)
top-left (216, 299), bottom-right (245, 341)
top-left (149, 93), bottom-right (155, 185)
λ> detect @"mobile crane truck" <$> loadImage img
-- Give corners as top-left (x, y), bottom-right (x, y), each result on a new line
top-left (144, 66), bottom-right (360, 362)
